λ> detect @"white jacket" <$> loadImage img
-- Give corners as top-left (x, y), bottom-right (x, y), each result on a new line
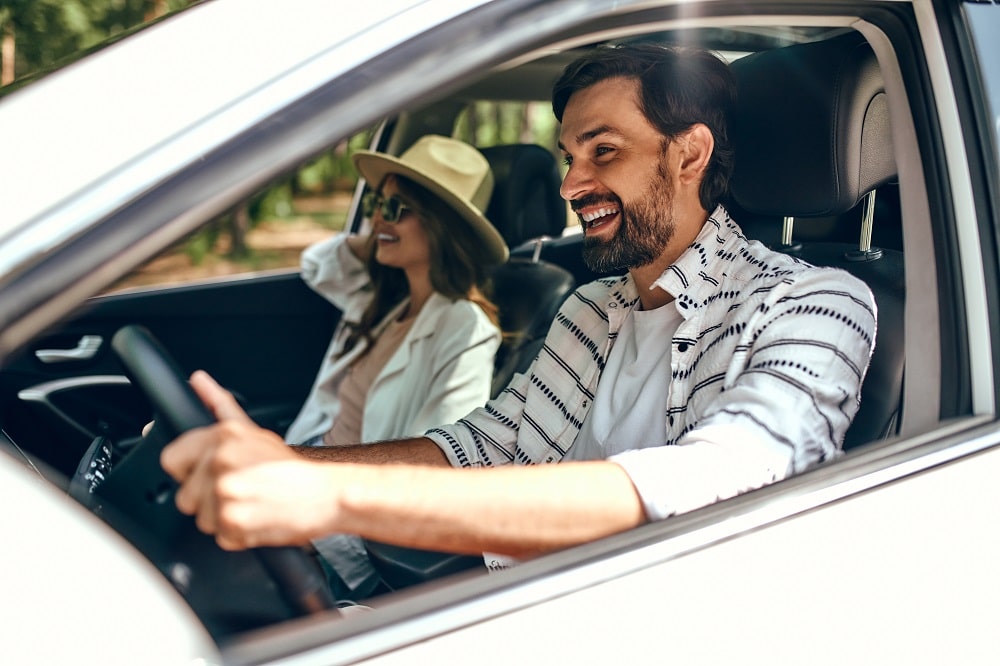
top-left (284, 233), bottom-right (501, 445)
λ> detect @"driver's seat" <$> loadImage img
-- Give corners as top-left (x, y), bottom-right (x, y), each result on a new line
top-left (728, 31), bottom-right (903, 450)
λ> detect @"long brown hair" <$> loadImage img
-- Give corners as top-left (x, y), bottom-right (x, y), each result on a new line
top-left (340, 175), bottom-right (500, 357)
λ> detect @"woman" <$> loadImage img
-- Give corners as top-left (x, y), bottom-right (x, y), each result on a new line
top-left (283, 135), bottom-right (508, 597)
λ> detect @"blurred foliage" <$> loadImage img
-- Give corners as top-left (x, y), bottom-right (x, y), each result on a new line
top-left (185, 128), bottom-right (378, 263)
top-left (455, 100), bottom-right (560, 153)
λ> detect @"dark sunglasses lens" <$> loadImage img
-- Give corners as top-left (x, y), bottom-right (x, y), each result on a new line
top-left (381, 196), bottom-right (403, 222)
top-left (361, 192), bottom-right (405, 222)
top-left (361, 191), bottom-right (378, 217)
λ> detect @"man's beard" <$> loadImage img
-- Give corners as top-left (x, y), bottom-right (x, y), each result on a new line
top-left (579, 161), bottom-right (676, 274)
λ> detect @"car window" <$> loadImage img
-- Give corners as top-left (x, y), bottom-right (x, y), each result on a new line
top-left (964, 4), bottom-right (1000, 182)
top-left (105, 127), bottom-right (377, 292)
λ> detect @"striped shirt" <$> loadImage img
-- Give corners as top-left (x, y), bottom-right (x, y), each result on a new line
top-left (426, 206), bottom-right (876, 517)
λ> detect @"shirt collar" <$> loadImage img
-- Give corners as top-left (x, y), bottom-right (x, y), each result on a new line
top-left (599, 204), bottom-right (746, 318)
top-left (650, 204), bottom-right (745, 314)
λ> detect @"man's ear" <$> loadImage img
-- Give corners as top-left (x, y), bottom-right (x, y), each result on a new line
top-left (676, 123), bottom-right (714, 186)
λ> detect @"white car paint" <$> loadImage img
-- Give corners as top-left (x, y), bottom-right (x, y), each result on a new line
top-left (0, 454), bottom-right (219, 664)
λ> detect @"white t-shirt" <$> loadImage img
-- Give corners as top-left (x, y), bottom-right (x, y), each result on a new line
top-left (568, 303), bottom-right (681, 460)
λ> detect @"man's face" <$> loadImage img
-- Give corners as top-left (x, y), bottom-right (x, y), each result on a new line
top-left (558, 77), bottom-right (676, 273)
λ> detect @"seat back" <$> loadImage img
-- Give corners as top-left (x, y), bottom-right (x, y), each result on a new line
top-left (729, 31), bottom-right (903, 449)
top-left (489, 260), bottom-right (575, 396)
top-left (480, 143), bottom-right (567, 247)
top-left (480, 144), bottom-right (575, 397)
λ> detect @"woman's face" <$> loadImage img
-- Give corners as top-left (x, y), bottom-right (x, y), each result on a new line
top-left (370, 177), bottom-right (432, 275)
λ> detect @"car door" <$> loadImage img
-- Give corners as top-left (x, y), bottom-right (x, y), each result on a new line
top-left (0, 268), bottom-right (339, 479)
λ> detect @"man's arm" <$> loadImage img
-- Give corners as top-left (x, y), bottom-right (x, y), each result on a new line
top-left (296, 436), bottom-right (450, 467)
top-left (161, 371), bottom-right (645, 556)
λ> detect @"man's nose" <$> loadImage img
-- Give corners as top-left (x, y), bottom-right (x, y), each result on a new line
top-left (559, 162), bottom-right (594, 201)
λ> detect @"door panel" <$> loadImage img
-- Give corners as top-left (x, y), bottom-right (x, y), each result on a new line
top-left (0, 271), bottom-right (338, 477)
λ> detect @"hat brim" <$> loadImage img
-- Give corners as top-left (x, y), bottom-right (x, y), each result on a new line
top-left (353, 149), bottom-right (509, 265)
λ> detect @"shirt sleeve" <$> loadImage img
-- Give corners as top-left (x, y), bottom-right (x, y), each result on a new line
top-left (615, 266), bottom-right (876, 520)
top-left (425, 368), bottom-right (532, 468)
top-left (610, 423), bottom-right (792, 520)
top-left (300, 233), bottom-right (371, 311)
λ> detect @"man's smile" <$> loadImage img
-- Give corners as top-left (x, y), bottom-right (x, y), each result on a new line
top-left (575, 202), bottom-right (621, 235)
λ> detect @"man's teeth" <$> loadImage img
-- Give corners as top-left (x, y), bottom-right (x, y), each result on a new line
top-left (377, 233), bottom-right (398, 242)
top-left (581, 206), bottom-right (619, 223)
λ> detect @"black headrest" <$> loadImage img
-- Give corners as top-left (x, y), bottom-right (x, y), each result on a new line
top-left (729, 32), bottom-right (896, 217)
top-left (480, 144), bottom-right (567, 248)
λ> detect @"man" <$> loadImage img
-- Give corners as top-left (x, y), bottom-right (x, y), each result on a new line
top-left (162, 44), bottom-right (876, 566)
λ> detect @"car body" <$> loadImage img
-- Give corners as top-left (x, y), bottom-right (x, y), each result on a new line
top-left (2, 0), bottom-right (1000, 663)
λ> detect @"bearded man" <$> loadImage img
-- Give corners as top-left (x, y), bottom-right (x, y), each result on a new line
top-left (161, 44), bottom-right (877, 590)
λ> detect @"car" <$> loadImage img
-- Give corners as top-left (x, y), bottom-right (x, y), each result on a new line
top-left (2, 0), bottom-right (1000, 663)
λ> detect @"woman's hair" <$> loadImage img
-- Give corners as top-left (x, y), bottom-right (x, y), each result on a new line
top-left (341, 175), bottom-right (500, 357)
top-left (552, 43), bottom-right (736, 212)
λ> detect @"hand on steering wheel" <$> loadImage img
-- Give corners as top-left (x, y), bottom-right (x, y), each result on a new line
top-left (108, 325), bottom-right (338, 616)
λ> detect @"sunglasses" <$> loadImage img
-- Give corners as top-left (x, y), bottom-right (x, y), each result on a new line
top-left (361, 191), bottom-right (414, 223)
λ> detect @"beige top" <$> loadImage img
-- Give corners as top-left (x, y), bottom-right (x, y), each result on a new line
top-left (324, 316), bottom-right (416, 445)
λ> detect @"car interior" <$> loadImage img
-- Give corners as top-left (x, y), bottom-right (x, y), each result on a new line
top-left (0, 17), bottom-right (920, 643)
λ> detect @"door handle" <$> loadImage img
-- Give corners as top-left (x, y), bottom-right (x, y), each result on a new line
top-left (35, 335), bottom-right (104, 363)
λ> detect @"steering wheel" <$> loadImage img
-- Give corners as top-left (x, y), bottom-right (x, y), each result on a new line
top-left (87, 325), bottom-right (337, 632)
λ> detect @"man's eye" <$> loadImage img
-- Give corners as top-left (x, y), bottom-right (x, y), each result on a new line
top-left (562, 155), bottom-right (573, 166)
top-left (595, 146), bottom-right (614, 157)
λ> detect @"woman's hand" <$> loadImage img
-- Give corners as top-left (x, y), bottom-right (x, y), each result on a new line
top-left (345, 231), bottom-right (371, 259)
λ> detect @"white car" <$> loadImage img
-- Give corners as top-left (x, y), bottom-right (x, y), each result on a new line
top-left (2, 0), bottom-right (1000, 663)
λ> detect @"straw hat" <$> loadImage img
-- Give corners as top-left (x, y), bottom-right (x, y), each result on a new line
top-left (352, 135), bottom-right (509, 265)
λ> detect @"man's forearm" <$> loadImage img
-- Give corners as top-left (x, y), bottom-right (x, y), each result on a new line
top-left (327, 460), bottom-right (646, 558)
top-left (295, 436), bottom-right (451, 467)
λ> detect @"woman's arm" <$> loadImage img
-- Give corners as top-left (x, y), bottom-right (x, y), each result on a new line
top-left (300, 232), bottom-right (372, 310)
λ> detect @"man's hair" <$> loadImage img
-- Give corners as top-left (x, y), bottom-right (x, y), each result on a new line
top-left (552, 43), bottom-right (736, 211)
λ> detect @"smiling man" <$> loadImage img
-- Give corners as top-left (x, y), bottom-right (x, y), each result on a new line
top-left (161, 44), bottom-right (877, 584)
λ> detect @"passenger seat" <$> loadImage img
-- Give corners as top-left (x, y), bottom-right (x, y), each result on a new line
top-left (480, 143), bottom-right (576, 397)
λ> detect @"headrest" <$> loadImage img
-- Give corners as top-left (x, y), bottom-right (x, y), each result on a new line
top-left (480, 144), bottom-right (567, 248)
top-left (729, 32), bottom-right (896, 217)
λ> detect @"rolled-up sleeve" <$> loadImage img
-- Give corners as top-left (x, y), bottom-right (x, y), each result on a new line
top-left (611, 424), bottom-right (792, 520)
top-left (300, 233), bottom-right (371, 311)
top-left (426, 368), bottom-right (532, 468)
top-left (616, 266), bottom-right (876, 520)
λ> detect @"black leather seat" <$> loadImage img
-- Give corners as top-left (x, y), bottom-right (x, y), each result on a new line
top-left (728, 31), bottom-right (903, 450)
top-left (480, 143), bottom-right (567, 249)
top-left (480, 144), bottom-right (575, 397)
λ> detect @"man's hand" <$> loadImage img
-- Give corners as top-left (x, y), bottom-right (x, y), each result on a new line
top-left (160, 370), bottom-right (339, 550)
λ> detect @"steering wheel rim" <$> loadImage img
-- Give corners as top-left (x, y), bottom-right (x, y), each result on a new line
top-left (107, 324), bottom-right (337, 618)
